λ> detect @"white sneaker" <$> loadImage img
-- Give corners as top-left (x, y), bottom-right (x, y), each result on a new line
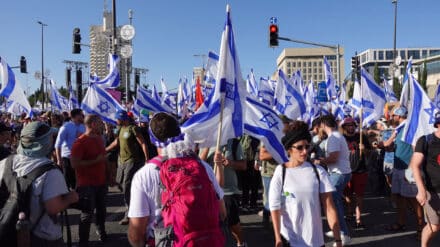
top-left (331, 233), bottom-right (351, 246)
top-left (325, 230), bottom-right (334, 238)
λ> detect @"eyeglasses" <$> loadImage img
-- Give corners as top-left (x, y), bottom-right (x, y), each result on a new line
top-left (290, 144), bottom-right (310, 151)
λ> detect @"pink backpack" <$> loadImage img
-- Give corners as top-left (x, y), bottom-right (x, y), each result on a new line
top-left (150, 155), bottom-right (224, 247)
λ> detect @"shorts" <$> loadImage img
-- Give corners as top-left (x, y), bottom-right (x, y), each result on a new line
top-left (223, 195), bottom-right (240, 226)
top-left (424, 191), bottom-right (440, 225)
top-left (383, 162), bottom-right (394, 175)
top-left (391, 169), bottom-right (418, 198)
top-left (346, 172), bottom-right (368, 196)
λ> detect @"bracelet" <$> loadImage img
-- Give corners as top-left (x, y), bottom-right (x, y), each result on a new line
top-left (334, 239), bottom-right (342, 242)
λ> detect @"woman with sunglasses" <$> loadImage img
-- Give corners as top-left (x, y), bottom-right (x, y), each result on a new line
top-left (269, 121), bottom-right (342, 247)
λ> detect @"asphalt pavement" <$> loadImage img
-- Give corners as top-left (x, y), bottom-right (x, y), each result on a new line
top-left (63, 186), bottom-right (440, 247)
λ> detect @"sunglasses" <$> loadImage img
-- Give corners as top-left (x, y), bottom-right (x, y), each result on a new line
top-left (290, 144), bottom-right (310, 151)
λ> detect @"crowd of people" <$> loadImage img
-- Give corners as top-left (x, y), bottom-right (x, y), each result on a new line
top-left (1, 106), bottom-right (440, 247)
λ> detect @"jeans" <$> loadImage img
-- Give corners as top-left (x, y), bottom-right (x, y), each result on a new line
top-left (116, 161), bottom-right (143, 215)
top-left (77, 185), bottom-right (108, 244)
top-left (62, 157), bottom-right (76, 189)
top-left (261, 176), bottom-right (272, 211)
top-left (328, 172), bottom-right (352, 235)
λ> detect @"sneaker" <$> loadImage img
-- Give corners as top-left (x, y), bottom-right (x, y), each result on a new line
top-left (325, 230), bottom-right (334, 238)
top-left (257, 210), bottom-right (264, 217)
top-left (119, 217), bottom-right (129, 225)
top-left (96, 230), bottom-right (108, 242)
top-left (331, 233), bottom-right (351, 247)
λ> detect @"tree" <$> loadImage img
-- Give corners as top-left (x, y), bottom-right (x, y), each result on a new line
top-left (373, 62), bottom-right (381, 84)
top-left (347, 82), bottom-right (354, 99)
top-left (393, 77), bottom-right (402, 99)
top-left (419, 61), bottom-right (428, 91)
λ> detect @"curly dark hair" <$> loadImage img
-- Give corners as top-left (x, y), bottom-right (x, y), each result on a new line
top-left (281, 120), bottom-right (312, 150)
top-left (150, 112), bottom-right (181, 142)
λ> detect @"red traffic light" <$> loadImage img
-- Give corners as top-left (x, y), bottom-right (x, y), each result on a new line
top-left (270, 24), bottom-right (278, 33)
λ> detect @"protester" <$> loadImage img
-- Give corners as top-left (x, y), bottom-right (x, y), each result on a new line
top-left (70, 115), bottom-right (108, 246)
top-left (106, 109), bottom-right (149, 225)
top-left (314, 115), bottom-right (352, 244)
top-left (128, 112), bottom-right (225, 247)
top-left (381, 106), bottom-right (424, 238)
top-left (0, 121), bottom-right (79, 246)
top-left (341, 117), bottom-right (371, 229)
top-left (55, 108), bottom-right (85, 189)
top-left (0, 122), bottom-right (12, 160)
top-left (269, 120), bottom-right (342, 247)
top-left (255, 144), bottom-right (278, 225)
top-left (411, 113), bottom-right (440, 247)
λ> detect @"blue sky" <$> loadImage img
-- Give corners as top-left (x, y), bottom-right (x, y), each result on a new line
top-left (0, 0), bottom-right (439, 94)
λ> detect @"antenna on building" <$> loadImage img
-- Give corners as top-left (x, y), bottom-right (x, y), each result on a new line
top-left (103, 0), bottom-right (108, 12)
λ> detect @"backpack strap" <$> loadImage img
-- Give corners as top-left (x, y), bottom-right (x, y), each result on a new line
top-left (149, 155), bottom-right (164, 168)
top-left (281, 164), bottom-right (286, 194)
top-left (311, 164), bottom-right (321, 192)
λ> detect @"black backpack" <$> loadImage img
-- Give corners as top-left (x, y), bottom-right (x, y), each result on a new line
top-left (0, 155), bottom-right (57, 246)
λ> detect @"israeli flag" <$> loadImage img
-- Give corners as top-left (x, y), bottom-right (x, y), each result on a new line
top-left (182, 5), bottom-right (245, 148)
top-left (274, 69), bottom-right (307, 120)
top-left (383, 78), bottom-right (398, 102)
top-left (204, 51), bottom-right (219, 86)
top-left (133, 86), bottom-right (171, 115)
top-left (324, 56), bottom-right (337, 99)
top-left (69, 85), bottom-right (79, 110)
top-left (359, 68), bottom-right (386, 127)
top-left (246, 69), bottom-right (259, 97)
top-left (91, 54), bottom-right (120, 89)
top-left (244, 96), bottom-right (288, 164)
top-left (291, 70), bottom-right (305, 96)
top-left (160, 78), bottom-right (176, 112)
top-left (303, 80), bottom-right (320, 126)
top-left (151, 84), bottom-right (162, 103)
top-left (434, 84), bottom-right (440, 110)
top-left (400, 58), bottom-right (412, 108)
top-left (401, 73), bottom-right (437, 146)
top-left (258, 77), bottom-right (275, 106)
top-left (0, 56), bottom-right (32, 116)
top-left (49, 80), bottom-right (69, 112)
top-left (81, 84), bottom-right (124, 125)
top-left (177, 78), bottom-right (189, 118)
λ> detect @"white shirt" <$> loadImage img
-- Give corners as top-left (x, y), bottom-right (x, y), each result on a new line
top-left (269, 162), bottom-right (335, 247)
top-left (128, 159), bottom-right (224, 238)
top-left (325, 131), bottom-right (351, 174)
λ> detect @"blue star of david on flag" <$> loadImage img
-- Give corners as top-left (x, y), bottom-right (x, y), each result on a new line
top-left (285, 95), bottom-right (292, 106)
top-left (98, 101), bottom-right (110, 113)
top-left (224, 81), bottom-right (235, 100)
top-left (424, 102), bottom-right (436, 124)
top-left (260, 112), bottom-right (279, 130)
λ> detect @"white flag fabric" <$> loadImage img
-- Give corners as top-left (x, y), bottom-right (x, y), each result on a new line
top-left (383, 78), bottom-right (398, 102)
top-left (81, 84), bottom-right (124, 125)
top-left (244, 96), bottom-right (288, 164)
top-left (133, 86), bottom-right (172, 115)
top-left (182, 5), bottom-right (245, 148)
top-left (246, 69), bottom-right (259, 97)
top-left (359, 68), bottom-right (386, 127)
top-left (400, 58), bottom-right (412, 108)
top-left (91, 54), bottom-right (120, 89)
top-left (160, 78), bottom-right (176, 112)
top-left (324, 56), bottom-right (337, 99)
top-left (258, 77), bottom-right (275, 106)
top-left (401, 73), bottom-right (437, 146)
top-left (274, 69), bottom-right (307, 120)
top-left (204, 51), bottom-right (219, 86)
top-left (49, 80), bottom-right (69, 112)
top-left (0, 56), bottom-right (33, 116)
top-left (69, 85), bottom-right (79, 110)
top-left (434, 84), bottom-right (440, 110)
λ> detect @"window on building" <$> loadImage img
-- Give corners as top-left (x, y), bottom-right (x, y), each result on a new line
top-left (313, 62), bottom-right (317, 67)
top-left (292, 62), bottom-right (296, 67)
top-left (373, 51), bottom-right (376, 60)
top-left (287, 62), bottom-right (291, 67)
top-left (400, 50), bottom-right (406, 59)
top-left (314, 75), bottom-right (317, 81)
top-left (430, 50), bottom-right (440, 56)
top-left (319, 61), bottom-right (322, 67)
top-left (308, 68), bottom-right (312, 73)
top-left (408, 50), bottom-right (420, 59)
top-left (308, 62), bottom-right (312, 67)
top-left (422, 50), bottom-right (428, 58)
top-left (386, 51), bottom-right (394, 60)
top-left (378, 51), bottom-right (384, 60)
top-left (313, 68), bottom-right (317, 73)
top-left (287, 68), bottom-right (291, 75)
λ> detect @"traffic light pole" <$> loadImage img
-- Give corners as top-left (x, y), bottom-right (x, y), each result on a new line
top-left (278, 36), bottom-right (341, 85)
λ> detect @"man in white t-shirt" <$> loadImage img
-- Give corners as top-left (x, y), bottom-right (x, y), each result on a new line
top-left (314, 115), bottom-right (352, 245)
top-left (127, 113), bottom-right (225, 247)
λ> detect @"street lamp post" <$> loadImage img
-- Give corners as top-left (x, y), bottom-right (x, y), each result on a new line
top-left (392, 0), bottom-right (398, 63)
top-left (37, 21), bottom-right (47, 110)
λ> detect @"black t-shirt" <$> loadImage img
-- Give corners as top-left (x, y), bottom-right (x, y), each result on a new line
top-left (344, 134), bottom-right (371, 173)
top-left (414, 134), bottom-right (440, 192)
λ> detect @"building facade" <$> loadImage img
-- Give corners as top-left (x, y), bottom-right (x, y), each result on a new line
top-left (276, 47), bottom-right (345, 83)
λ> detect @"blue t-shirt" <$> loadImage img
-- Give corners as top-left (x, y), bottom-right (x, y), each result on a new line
top-left (394, 130), bottom-right (413, 170)
top-left (382, 129), bottom-right (394, 164)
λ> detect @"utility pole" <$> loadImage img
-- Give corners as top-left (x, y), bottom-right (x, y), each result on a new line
top-left (37, 21), bottom-right (48, 109)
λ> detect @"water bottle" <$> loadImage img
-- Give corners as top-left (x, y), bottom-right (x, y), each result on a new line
top-left (16, 212), bottom-right (31, 247)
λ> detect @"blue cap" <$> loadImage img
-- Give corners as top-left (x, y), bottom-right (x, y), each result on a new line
top-left (116, 110), bottom-right (129, 121)
top-left (392, 106), bottom-right (408, 117)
